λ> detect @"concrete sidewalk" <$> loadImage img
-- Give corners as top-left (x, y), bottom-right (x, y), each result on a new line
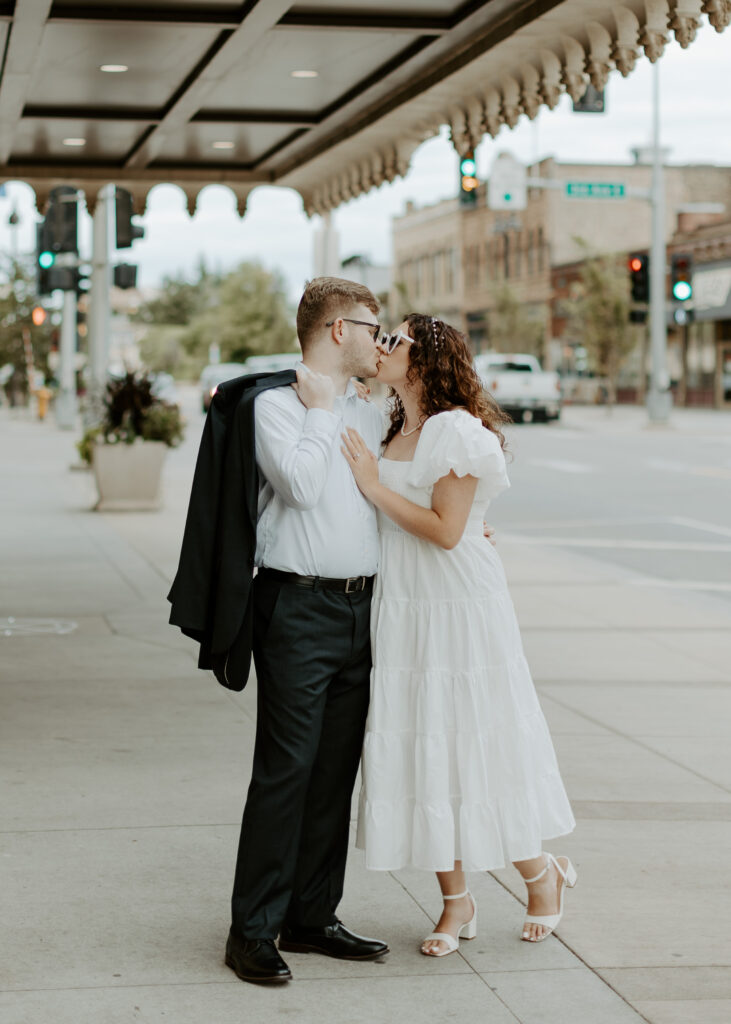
top-left (2, 402), bottom-right (730, 1024)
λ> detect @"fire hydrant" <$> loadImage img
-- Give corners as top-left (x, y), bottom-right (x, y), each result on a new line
top-left (36, 387), bottom-right (52, 420)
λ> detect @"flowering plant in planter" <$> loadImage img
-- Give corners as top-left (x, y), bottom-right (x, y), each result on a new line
top-left (77, 372), bottom-right (185, 511)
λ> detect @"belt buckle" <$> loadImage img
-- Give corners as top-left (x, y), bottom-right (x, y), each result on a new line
top-left (345, 576), bottom-right (362, 594)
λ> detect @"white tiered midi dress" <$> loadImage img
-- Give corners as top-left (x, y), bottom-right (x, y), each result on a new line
top-left (356, 409), bottom-right (575, 872)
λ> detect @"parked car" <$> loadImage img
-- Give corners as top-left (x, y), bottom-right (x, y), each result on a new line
top-left (243, 353), bottom-right (300, 374)
top-left (199, 362), bottom-right (249, 412)
top-left (474, 352), bottom-right (562, 423)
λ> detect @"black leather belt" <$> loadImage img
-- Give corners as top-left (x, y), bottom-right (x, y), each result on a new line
top-left (258, 567), bottom-right (373, 594)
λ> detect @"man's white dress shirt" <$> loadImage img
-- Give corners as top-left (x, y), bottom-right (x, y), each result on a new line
top-left (254, 375), bottom-right (383, 578)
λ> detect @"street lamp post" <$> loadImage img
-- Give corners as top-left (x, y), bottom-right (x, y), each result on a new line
top-left (88, 185), bottom-right (113, 417)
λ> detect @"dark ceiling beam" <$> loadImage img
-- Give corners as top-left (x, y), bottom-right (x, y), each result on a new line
top-left (0, 0), bottom-right (54, 165)
top-left (23, 104), bottom-right (162, 122)
top-left (22, 104), bottom-right (321, 126)
top-left (43, 5), bottom-right (469, 33)
top-left (277, 1), bottom-right (498, 34)
top-left (192, 109), bottom-right (320, 126)
top-left (275, 12), bottom-right (449, 34)
top-left (47, 4), bottom-right (242, 28)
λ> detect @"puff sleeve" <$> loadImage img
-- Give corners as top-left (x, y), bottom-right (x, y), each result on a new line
top-left (407, 410), bottom-right (510, 500)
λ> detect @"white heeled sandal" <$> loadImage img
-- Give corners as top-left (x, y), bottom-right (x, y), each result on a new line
top-left (421, 890), bottom-right (477, 957)
top-left (522, 853), bottom-right (577, 942)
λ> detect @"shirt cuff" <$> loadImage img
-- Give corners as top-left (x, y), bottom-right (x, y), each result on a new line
top-left (304, 407), bottom-right (340, 435)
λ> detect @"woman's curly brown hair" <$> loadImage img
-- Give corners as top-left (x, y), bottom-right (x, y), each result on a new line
top-left (384, 314), bottom-right (511, 449)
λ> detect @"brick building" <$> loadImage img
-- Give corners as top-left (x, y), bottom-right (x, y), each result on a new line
top-left (391, 153), bottom-right (731, 401)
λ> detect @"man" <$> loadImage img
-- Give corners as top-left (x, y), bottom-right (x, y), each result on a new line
top-left (225, 277), bottom-right (388, 985)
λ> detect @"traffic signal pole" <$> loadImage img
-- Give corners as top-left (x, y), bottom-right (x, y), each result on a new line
top-left (647, 61), bottom-right (671, 425)
top-left (88, 185), bottom-right (112, 411)
top-left (56, 288), bottom-right (78, 429)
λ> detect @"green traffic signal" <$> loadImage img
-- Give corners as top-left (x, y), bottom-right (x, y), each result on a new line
top-left (672, 280), bottom-right (692, 302)
top-left (460, 157), bottom-right (476, 176)
top-left (39, 250), bottom-right (55, 269)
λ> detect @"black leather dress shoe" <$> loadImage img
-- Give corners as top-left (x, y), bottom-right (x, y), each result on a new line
top-left (225, 931), bottom-right (292, 984)
top-left (279, 920), bottom-right (389, 961)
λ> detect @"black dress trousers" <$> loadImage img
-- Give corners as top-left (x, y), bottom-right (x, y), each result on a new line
top-left (231, 573), bottom-right (372, 940)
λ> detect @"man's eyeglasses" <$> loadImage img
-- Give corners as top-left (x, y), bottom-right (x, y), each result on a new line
top-left (379, 330), bottom-right (413, 355)
top-left (326, 317), bottom-right (381, 342)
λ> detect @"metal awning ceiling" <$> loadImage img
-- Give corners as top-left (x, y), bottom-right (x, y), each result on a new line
top-left (1, 0), bottom-right (728, 216)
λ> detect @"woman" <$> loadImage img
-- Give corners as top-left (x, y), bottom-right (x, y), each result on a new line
top-left (341, 314), bottom-right (576, 955)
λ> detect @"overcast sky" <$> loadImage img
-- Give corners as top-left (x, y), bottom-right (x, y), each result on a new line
top-left (1, 20), bottom-right (730, 303)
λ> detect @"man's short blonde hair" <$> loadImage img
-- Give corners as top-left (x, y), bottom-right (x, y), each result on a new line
top-left (296, 277), bottom-right (379, 352)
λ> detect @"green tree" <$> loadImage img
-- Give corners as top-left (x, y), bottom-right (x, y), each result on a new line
top-left (488, 285), bottom-right (546, 358)
top-left (565, 243), bottom-right (634, 407)
top-left (131, 258), bottom-right (219, 326)
top-left (0, 257), bottom-right (55, 400)
top-left (180, 262), bottom-right (296, 363)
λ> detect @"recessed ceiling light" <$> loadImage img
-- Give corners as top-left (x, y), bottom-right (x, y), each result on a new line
top-left (100, 64), bottom-right (128, 73)
top-left (62, 138), bottom-right (86, 147)
top-left (212, 141), bottom-right (235, 150)
top-left (291, 70), bottom-right (318, 78)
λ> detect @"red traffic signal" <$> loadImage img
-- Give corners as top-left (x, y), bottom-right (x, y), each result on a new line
top-left (628, 252), bottom-right (649, 303)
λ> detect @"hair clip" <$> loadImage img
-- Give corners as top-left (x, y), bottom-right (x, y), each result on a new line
top-left (431, 317), bottom-right (440, 349)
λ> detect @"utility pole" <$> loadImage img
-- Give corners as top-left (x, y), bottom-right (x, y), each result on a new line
top-left (56, 287), bottom-right (78, 428)
top-left (88, 185), bottom-right (112, 414)
top-left (647, 61), bottom-right (671, 424)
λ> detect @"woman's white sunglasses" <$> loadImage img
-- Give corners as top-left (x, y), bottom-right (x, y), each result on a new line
top-left (379, 330), bottom-right (413, 355)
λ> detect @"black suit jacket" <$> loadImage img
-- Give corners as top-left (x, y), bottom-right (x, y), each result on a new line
top-left (167, 368), bottom-right (297, 690)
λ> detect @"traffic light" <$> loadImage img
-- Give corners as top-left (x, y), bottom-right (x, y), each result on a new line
top-left (628, 253), bottom-right (649, 303)
top-left (459, 150), bottom-right (478, 207)
top-left (36, 222), bottom-right (54, 294)
top-left (113, 263), bottom-right (138, 289)
top-left (36, 187), bottom-right (80, 295)
top-left (670, 253), bottom-right (693, 302)
top-left (36, 223), bottom-right (81, 295)
top-left (46, 186), bottom-right (79, 253)
top-left (115, 187), bottom-right (145, 248)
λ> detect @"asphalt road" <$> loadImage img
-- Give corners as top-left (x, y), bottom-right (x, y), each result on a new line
top-left (177, 386), bottom-right (731, 606)
top-left (490, 406), bottom-right (731, 605)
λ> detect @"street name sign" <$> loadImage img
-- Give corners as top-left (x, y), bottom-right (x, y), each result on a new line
top-left (565, 182), bottom-right (625, 199)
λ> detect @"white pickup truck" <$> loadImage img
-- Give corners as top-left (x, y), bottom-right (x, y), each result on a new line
top-left (474, 353), bottom-right (562, 423)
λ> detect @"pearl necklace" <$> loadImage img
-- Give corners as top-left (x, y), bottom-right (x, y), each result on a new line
top-left (401, 416), bottom-right (426, 437)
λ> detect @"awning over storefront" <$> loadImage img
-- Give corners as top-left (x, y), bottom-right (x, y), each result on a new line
top-left (1, 0), bottom-right (729, 217)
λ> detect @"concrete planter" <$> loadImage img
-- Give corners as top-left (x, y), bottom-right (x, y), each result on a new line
top-left (92, 439), bottom-right (167, 511)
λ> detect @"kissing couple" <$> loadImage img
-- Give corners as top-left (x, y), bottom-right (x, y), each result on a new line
top-left (169, 276), bottom-right (576, 985)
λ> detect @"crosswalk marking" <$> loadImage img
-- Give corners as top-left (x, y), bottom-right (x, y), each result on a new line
top-left (505, 536), bottom-right (731, 552)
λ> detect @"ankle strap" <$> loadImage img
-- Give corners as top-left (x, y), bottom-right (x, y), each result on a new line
top-left (443, 890), bottom-right (469, 900)
top-left (524, 853), bottom-right (567, 885)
